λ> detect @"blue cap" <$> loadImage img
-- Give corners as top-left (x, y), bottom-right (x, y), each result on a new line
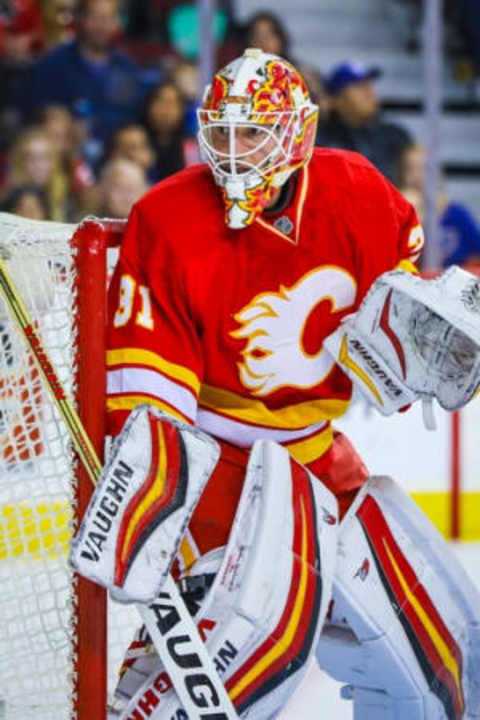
top-left (325, 61), bottom-right (381, 95)
top-left (72, 98), bottom-right (94, 119)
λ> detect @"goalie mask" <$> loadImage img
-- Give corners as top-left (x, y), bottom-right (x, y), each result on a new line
top-left (197, 48), bottom-right (319, 229)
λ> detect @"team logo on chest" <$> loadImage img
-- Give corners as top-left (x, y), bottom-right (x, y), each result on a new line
top-left (231, 266), bottom-right (356, 395)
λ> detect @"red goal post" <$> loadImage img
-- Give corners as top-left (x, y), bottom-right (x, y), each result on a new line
top-left (74, 218), bottom-right (125, 719)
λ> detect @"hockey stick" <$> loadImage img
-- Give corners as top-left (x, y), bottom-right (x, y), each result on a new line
top-left (0, 253), bottom-right (239, 720)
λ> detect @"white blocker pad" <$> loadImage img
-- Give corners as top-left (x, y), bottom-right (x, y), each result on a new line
top-left (316, 476), bottom-right (480, 720)
top-left (70, 405), bottom-right (220, 604)
top-left (112, 440), bottom-right (339, 720)
top-left (324, 266), bottom-right (480, 417)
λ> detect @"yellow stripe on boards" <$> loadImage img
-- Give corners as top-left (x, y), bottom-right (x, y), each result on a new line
top-left (412, 491), bottom-right (480, 541)
top-left (0, 491), bottom-right (479, 561)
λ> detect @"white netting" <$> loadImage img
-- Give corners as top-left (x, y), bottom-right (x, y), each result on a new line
top-left (0, 214), bottom-right (138, 720)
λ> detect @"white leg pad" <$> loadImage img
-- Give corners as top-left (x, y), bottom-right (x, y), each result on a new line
top-left (112, 440), bottom-right (339, 719)
top-left (316, 476), bottom-right (480, 720)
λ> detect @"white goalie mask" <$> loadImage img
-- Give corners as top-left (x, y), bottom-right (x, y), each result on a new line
top-left (197, 48), bottom-right (319, 229)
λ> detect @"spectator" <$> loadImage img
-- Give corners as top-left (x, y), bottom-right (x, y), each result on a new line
top-left (98, 157), bottom-right (148, 219)
top-left (0, 183), bottom-right (49, 219)
top-left (41, 0), bottom-right (76, 50)
top-left (108, 123), bottom-right (155, 180)
top-left (37, 104), bottom-right (97, 216)
top-left (394, 142), bottom-right (427, 193)
top-left (397, 143), bottom-right (480, 268)
top-left (5, 126), bottom-right (69, 221)
top-left (459, 0), bottom-right (480, 100)
top-left (0, 107), bottom-right (20, 187)
top-left (243, 11), bottom-right (291, 60)
top-left (170, 58), bottom-right (200, 134)
top-left (122, 0), bottom-right (240, 67)
top-left (0, 0), bottom-right (44, 63)
top-left (143, 81), bottom-right (199, 182)
top-left (25, 0), bottom-right (144, 149)
top-left (70, 98), bottom-right (104, 170)
top-left (316, 60), bottom-right (412, 181)
top-left (171, 58), bottom-right (199, 101)
top-left (0, 0), bottom-right (44, 116)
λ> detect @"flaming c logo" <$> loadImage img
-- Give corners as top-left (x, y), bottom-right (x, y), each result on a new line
top-left (231, 266), bottom-right (356, 396)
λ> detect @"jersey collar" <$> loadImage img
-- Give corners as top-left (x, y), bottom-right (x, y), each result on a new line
top-left (254, 164), bottom-right (310, 245)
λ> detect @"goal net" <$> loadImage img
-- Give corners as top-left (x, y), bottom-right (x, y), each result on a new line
top-left (0, 213), bottom-right (138, 720)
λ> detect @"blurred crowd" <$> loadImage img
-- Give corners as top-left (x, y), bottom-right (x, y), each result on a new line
top-left (0, 0), bottom-right (479, 270)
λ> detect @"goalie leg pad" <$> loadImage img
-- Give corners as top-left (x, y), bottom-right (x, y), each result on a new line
top-left (113, 440), bottom-right (339, 720)
top-left (316, 476), bottom-right (480, 720)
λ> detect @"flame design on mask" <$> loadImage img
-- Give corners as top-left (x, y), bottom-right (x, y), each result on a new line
top-left (200, 55), bottom-right (318, 228)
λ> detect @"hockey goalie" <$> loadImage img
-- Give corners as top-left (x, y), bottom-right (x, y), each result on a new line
top-left (71, 49), bottom-right (480, 719)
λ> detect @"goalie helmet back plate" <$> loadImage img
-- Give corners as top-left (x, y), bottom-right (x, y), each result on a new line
top-left (197, 48), bottom-right (319, 229)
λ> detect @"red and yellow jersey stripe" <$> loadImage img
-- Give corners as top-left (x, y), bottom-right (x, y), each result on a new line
top-left (106, 347), bottom-right (200, 428)
top-left (106, 348), bottom-right (346, 465)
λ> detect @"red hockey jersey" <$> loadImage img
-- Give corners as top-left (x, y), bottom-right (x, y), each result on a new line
top-left (107, 147), bottom-right (421, 453)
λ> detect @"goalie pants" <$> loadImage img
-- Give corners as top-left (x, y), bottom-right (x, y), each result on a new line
top-left (182, 428), bottom-right (368, 566)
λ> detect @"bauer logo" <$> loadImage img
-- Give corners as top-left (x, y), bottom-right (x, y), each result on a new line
top-left (78, 460), bottom-right (133, 562)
